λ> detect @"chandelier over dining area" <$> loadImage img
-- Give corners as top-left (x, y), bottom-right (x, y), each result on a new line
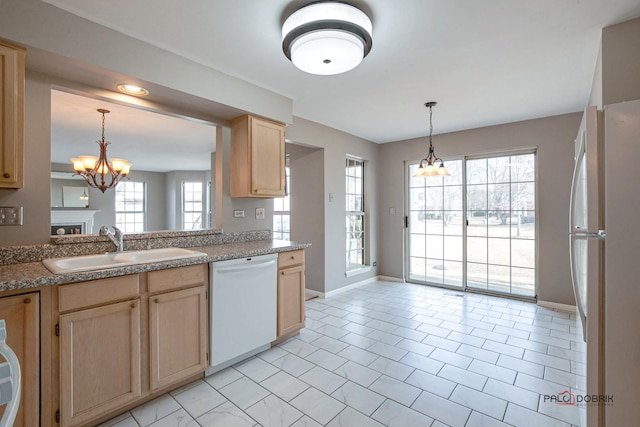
top-left (70, 109), bottom-right (132, 193)
top-left (413, 102), bottom-right (450, 177)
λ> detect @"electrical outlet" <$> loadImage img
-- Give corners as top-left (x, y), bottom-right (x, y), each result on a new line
top-left (255, 207), bottom-right (265, 220)
top-left (0, 207), bottom-right (23, 225)
top-left (233, 210), bottom-right (245, 218)
top-left (372, 261), bottom-right (377, 266)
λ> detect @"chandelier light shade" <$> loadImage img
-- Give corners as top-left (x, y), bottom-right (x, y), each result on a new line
top-left (413, 102), bottom-right (450, 178)
top-left (70, 109), bottom-right (132, 193)
top-left (282, 1), bottom-right (373, 75)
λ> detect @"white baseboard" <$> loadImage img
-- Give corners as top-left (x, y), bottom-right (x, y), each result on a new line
top-left (377, 275), bottom-right (404, 283)
top-left (308, 276), bottom-right (380, 299)
top-left (537, 300), bottom-right (577, 313)
top-left (305, 289), bottom-right (324, 299)
top-left (307, 276), bottom-right (406, 299)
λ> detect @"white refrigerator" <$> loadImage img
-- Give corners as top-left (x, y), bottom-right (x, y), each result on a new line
top-left (570, 99), bottom-right (640, 426)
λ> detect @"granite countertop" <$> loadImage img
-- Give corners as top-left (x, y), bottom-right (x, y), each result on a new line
top-left (0, 239), bottom-right (310, 293)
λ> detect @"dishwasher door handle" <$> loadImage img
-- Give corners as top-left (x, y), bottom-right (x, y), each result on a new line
top-left (214, 259), bottom-right (277, 274)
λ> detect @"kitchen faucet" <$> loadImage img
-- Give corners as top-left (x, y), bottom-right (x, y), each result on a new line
top-left (99, 225), bottom-right (124, 252)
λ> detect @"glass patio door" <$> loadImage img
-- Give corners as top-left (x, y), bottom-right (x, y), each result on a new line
top-left (465, 153), bottom-right (536, 297)
top-left (407, 160), bottom-right (464, 288)
top-left (406, 152), bottom-right (536, 298)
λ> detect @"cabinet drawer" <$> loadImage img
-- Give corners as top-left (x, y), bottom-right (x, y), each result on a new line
top-left (148, 264), bottom-right (207, 294)
top-left (278, 250), bottom-right (304, 269)
top-left (59, 275), bottom-right (140, 313)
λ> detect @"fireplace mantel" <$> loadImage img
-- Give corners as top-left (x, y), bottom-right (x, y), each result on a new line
top-left (51, 210), bottom-right (100, 234)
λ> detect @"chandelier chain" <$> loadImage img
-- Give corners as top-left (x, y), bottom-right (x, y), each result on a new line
top-left (428, 104), bottom-right (433, 149)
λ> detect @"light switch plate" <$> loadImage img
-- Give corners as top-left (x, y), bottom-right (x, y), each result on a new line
top-left (0, 207), bottom-right (23, 225)
top-left (255, 207), bottom-right (265, 220)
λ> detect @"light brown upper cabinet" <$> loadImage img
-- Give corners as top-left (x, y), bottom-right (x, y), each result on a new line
top-left (230, 115), bottom-right (285, 198)
top-left (0, 40), bottom-right (25, 189)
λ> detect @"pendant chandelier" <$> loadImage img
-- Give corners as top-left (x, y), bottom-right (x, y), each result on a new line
top-left (70, 109), bottom-right (132, 193)
top-left (413, 102), bottom-right (450, 177)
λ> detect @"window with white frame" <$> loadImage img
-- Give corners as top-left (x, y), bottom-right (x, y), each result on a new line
top-left (183, 181), bottom-right (203, 230)
top-left (115, 181), bottom-right (145, 232)
top-left (273, 159), bottom-right (290, 240)
top-left (346, 157), bottom-right (365, 271)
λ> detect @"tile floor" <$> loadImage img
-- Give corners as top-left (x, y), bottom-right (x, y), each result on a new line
top-left (100, 280), bottom-right (586, 427)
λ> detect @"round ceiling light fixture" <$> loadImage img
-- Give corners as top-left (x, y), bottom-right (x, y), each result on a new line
top-left (117, 84), bottom-right (149, 96)
top-left (282, 1), bottom-right (373, 75)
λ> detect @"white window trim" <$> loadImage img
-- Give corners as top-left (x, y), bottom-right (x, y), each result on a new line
top-left (346, 155), bottom-right (368, 272)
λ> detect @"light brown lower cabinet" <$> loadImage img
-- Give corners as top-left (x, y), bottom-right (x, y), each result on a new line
top-left (276, 250), bottom-right (305, 339)
top-left (149, 285), bottom-right (207, 391)
top-left (59, 300), bottom-right (141, 427)
top-left (56, 264), bottom-right (208, 427)
top-left (0, 292), bottom-right (39, 427)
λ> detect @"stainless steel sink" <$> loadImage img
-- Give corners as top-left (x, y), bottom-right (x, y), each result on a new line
top-left (42, 247), bottom-right (207, 274)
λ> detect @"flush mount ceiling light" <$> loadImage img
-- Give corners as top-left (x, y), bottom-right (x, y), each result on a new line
top-left (414, 102), bottom-right (451, 177)
top-left (117, 84), bottom-right (149, 96)
top-left (70, 109), bottom-right (132, 193)
top-left (282, 1), bottom-right (373, 75)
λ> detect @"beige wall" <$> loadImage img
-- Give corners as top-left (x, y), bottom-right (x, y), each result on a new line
top-left (0, 0), bottom-right (292, 125)
top-left (288, 144), bottom-right (325, 293)
top-left (286, 117), bottom-right (380, 294)
top-left (590, 17), bottom-right (640, 108)
top-left (601, 17), bottom-right (640, 106)
top-left (0, 72), bottom-right (52, 245)
top-left (378, 113), bottom-right (582, 305)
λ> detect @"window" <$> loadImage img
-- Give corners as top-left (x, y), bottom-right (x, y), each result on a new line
top-left (346, 158), bottom-right (365, 271)
top-left (273, 161), bottom-right (290, 240)
top-left (115, 181), bottom-right (145, 232)
top-left (406, 151), bottom-right (537, 298)
top-left (183, 181), bottom-right (203, 230)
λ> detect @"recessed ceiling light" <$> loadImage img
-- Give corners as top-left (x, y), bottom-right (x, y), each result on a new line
top-left (117, 84), bottom-right (149, 96)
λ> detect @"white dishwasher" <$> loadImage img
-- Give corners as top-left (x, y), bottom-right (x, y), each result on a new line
top-left (208, 253), bottom-right (278, 374)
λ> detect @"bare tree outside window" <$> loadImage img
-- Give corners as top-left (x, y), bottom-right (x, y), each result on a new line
top-left (346, 158), bottom-right (365, 271)
top-left (408, 152), bottom-right (536, 297)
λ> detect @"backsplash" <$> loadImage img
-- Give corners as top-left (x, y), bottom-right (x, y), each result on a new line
top-left (0, 229), bottom-right (272, 265)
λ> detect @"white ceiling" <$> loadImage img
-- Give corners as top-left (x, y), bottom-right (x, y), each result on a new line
top-left (43, 0), bottom-right (640, 144)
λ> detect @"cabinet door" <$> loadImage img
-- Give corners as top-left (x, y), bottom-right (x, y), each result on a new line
top-left (149, 286), bottom-right (207, 391)
top-left (0, 42), bottom-right (25, 189)
top-left (0, 293), bottom-right (38, 427)
top-left (59, 300), bottom-right (141, 427)
top-left (277, 265), bottom-right (305, 338)
top-left (251, 117), bottom-right (285, 197)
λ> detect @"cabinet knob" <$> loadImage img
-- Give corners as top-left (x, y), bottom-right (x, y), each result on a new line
top-left (130, 302), bottom-right (137, 309)
top-left (154, 298), bottom-right (159, 303)
top-left (281, 271), bottom-right (285, 275)
top-left (291, 256), bottom-right (295, 259)
top-left (24, 297), bottom-right (31, 304)
top-left (2, 173), bottom-right (9, 179)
